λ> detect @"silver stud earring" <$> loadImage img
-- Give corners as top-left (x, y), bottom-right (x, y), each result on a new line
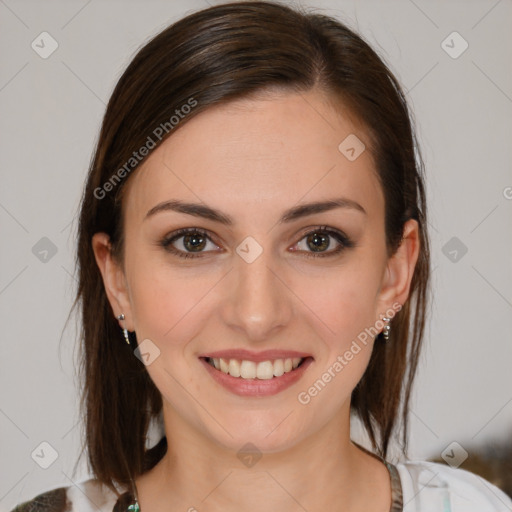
top-left (116, 313), bottom-right (133, 347)
top-left (382, 317), bottom-right (391, 341)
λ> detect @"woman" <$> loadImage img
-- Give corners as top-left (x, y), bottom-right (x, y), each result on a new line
top-left (11, 2), bottom-right (511, 511)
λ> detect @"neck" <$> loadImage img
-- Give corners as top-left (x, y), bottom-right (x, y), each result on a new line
top-left (135, 403), bottom-right (391, 512)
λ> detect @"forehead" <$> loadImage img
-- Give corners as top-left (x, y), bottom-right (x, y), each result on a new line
top-left (123, 89), bottom-right (383, 222)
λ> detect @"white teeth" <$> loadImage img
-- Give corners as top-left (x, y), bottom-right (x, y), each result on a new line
top-left (219, 358), bottom-right (229, 373)
top-left (256, 361), bottom-right (274, 380)
top-left (240, 360), bottom-right (257, 378)
top-left (208, 357), bottom-right (305, 379)
top-left (273, 358), bottom-right (284, 377)
top-left (228, 358), bottom-right (240, 377)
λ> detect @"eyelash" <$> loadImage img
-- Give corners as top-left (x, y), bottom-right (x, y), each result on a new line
top-left (160, 226), bottom-right (355, 260)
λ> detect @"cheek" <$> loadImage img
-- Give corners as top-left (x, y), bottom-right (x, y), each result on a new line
top-left (125, 251), bottom-right (220, 347)
top-left (287, 257), bottom-right (385, 399)
top-left (291, 261), bottom-right (383, 343)
top-left (293, 275), bottom-right (381, 411)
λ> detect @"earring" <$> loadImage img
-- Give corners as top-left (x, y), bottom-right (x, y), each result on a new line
top-left (382, 317), bottom-right (391, 341)
top-left (116, 313), bottom-right (138, 350)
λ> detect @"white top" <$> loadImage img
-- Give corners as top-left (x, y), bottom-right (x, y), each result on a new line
top-left (395, 460), bottom-right (512, 511)
top-left (10, 460), bottom-right (512, 512)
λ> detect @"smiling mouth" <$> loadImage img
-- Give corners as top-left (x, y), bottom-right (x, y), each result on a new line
top-left (202, 356), bottom-right (310, 379)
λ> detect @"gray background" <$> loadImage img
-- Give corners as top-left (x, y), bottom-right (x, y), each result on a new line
top-left (1, 0), bottom-right (511, 508)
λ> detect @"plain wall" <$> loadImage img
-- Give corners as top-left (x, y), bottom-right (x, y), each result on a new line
top-left (1, 0), bottom-right (511, 509)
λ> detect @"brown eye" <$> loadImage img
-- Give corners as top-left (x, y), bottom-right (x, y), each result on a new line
top-left (182, 232), bottom-right (207, 252)
top-left (161, 228), bottom-right (220, 259)
top-left (306, 232), bottom-right (331, 252)
top-left (292, 226), bottom-right (355, 258)
top-left (161, 226), bottom-right (354, 260)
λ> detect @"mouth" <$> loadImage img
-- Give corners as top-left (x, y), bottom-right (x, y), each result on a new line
top-left (202, 356), bottom-right (310, 379)
top-left (198, 352), bottom-right (314, 397)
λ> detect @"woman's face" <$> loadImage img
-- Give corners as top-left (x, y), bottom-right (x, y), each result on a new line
top-left (95, 88), bottom-right (418, 453)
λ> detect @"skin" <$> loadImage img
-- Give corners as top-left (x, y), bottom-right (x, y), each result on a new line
top-left (93, 88), bottom-right (420, 512)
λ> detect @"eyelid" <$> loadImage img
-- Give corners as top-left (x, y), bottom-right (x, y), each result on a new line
top-left (295, 225), bottom-right (350, 243)
top-left (160, 225), bottom-right (354, 259)
top-left (290, 225), bottom-right (355, 257)
top-left (160, 227), bottom-right (221, 258)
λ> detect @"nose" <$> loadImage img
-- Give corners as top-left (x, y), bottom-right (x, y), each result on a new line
top-left (221, 248), bottom-right (293, 342)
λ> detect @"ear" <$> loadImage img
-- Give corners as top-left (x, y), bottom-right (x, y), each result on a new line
top-left (376, 219), bottom-right (420, 316)
top-left (91, 232), bottom-right (134, 330)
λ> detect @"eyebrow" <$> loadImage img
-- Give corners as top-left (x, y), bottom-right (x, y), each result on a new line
top-left (144, 197), bottom-right (366, 225)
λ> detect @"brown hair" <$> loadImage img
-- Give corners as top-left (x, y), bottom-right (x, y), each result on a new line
top-left (74, 0), bottom-right (430, 496)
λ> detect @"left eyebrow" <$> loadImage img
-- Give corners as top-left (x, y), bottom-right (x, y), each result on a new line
top-left (279, 198), bottom-right (366, 223)
top-left (144, 197), bottom-right (366, 224)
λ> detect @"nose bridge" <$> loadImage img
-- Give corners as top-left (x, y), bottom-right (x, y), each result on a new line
top-left (223, 244), bottom-right (291, 340)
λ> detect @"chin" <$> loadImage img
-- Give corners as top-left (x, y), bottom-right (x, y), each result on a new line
top-left (205, 410), bottom-right (309, 455)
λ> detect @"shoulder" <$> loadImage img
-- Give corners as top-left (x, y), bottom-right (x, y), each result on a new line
top-left (9, 479), bottom-right (126, 512)
top-left (395, 459), bottom-right (512, 511)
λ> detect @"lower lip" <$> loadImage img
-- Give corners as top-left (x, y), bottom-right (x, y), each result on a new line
top-left (199, 357), bottom-right (314, 397)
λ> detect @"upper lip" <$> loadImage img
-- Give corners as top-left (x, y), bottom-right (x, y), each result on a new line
top-left (199, 349), bottom-right (313, 363)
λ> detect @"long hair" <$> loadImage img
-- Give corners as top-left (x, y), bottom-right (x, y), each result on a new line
top-left (74, 1), bottom-right (430, 496)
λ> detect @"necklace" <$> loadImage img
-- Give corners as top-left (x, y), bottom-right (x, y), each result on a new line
top-left (127, 502), bottom-right (140, 512)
